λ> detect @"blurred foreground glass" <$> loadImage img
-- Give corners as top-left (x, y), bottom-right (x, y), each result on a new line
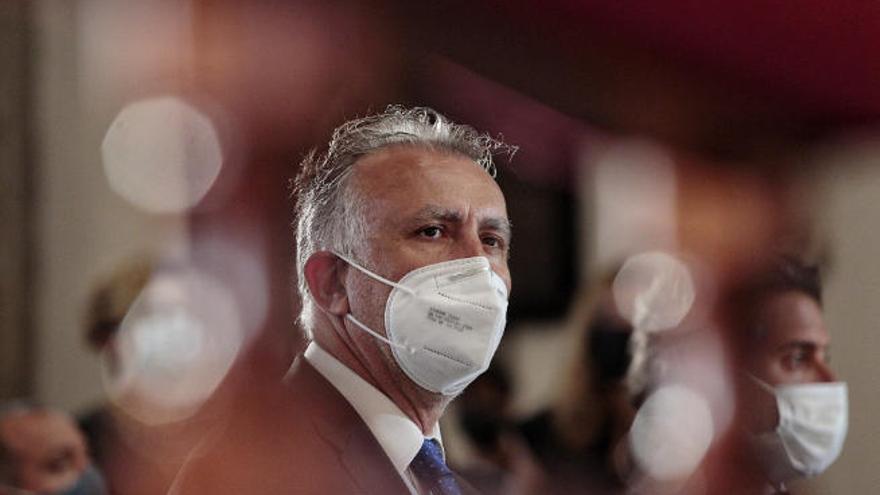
top-left (628, 384), bottom-right (714, 485)
top-left (101, 267), bottom-right (243, 425)
top-left (613, 251), bottom-right (695, 333)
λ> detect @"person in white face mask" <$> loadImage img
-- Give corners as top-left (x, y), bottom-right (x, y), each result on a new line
top-left (723, 256), bottom-right (847, 495)
top-left (0, 402), bottom-right (107, 495)
top-left (172, 106), bottom-right (514, 495)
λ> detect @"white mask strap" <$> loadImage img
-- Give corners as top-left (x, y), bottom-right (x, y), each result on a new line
top-left (333, 251), bottom-right (416, 295)
top-left (345, 314), bottom-right (417, 354)
top-left (747, 373), bottom-right (777, 395)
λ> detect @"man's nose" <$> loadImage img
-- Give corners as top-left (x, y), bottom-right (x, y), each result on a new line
top-left (456, 231), bottom-right (487, 259)
top-left (455, 231), bottom-right (511, 290)
top-left (815, 359), bottom-right (837, 383)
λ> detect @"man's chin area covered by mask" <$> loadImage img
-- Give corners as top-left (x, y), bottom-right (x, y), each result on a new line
top-left (332, 252), bottom-right (509, 397)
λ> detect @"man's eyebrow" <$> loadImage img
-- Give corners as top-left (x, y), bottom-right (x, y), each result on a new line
top-left (412, 205), bottom-right (463, 224)
top-left (411, 205), bottom-right (512, 241)
top-left (776, 341), bottom-right (819, 353)
top-left (480, 217), bottom-right (513, 242)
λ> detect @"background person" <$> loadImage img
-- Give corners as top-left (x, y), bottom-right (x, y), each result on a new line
top-left (721, 255), bottom-right (847, 494)
top-left (79, 256), bottom-right (212, 495)
top-left (518, 271), bottom-right (635, 495)
top-left (452, 365), bottom-right (545, 495)
top-left (0, 401), bottom-right (106, 495)
top-left (623, 254), bottom-right (847, 495)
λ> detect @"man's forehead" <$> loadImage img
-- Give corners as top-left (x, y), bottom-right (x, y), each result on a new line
top-left (411, 204), bottom-right (511, 234)
top-left (352, 145), bottom-right (488, 180)
top-left (1, 412), bottom-right (81, 446)
top-left (759, 291), bottom-right (830, 347)
top-left (350, 146), bottom-right (506, 213)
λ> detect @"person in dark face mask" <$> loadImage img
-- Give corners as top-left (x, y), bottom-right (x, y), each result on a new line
top-left (0, 402), bottom-right (106, 495)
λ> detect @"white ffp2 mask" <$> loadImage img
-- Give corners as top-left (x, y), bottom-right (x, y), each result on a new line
top-left (749, 375), bottom-right (848, 484)
top-left (333, 252), bottom-right (509, 396)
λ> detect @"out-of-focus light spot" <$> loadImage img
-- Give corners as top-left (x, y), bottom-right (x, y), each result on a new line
top-left (613, 251), bottom-right (695, 333)
top-left (192, 231), bottom-right (269, 341)
top-left (629, 384), bottom-right (714, 482)
top-left (102, 267), bottom-right (242, 425)
top-left (653, 324), bottom-right (736, 433)
top-left (101, 96), bottom-right (223, 214)
top-left (589, 139), bottom-right (677, 270)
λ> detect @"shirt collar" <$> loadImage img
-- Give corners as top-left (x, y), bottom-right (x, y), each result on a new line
top-left (303, 342), bottom-right (442, 474)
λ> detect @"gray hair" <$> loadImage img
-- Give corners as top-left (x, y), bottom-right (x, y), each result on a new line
top-left (291, 105), bottom-right (514, 337)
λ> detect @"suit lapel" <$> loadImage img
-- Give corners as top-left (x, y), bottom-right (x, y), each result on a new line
top-left (339, 424), bottom-right (412, 495)
top-left (285, 356), bottom-right (412, 495)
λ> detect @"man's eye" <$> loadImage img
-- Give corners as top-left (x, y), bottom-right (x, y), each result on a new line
top-left (43, 451), bottom-right (74, 474)
top-left (783, 350), bottom-right (809, 370)
top-left (482, 236), bottom-right (502, 249)
top-left (419, 226), bottom-right (443, 239)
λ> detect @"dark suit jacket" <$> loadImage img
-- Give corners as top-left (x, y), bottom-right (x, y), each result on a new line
top-left (172, 356), bottom-right (477, 495)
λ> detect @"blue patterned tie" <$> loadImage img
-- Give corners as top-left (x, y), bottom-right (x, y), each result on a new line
top-left (409, 438), bottom-right (463, 495)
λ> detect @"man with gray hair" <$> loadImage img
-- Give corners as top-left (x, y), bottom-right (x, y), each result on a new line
top-left (174, 106), bottom-right (514, 495)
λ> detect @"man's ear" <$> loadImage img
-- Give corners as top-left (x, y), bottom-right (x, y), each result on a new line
top-left (304, 251), bottom-right (350, 316)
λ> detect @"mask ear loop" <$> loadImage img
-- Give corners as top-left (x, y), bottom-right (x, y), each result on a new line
top-left (747, 373), bottom-right (778, 395)
top-left (330, 251), bottom-right (418, 354)
top-left (345, 314), bottom-right (418, 354)
top-left (332, 251), bottom-right (416, 296)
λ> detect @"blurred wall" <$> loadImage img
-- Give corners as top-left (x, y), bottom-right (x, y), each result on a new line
top-left (811, 146), bottom-right (880, 494)
top-left (0, 1), bottom-right (35, 400)
top-left (32, 1), bottom-right (187, 413)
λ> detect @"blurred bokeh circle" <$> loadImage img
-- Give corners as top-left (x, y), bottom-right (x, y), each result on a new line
top-left (101, 96), bottom-right (223, 214)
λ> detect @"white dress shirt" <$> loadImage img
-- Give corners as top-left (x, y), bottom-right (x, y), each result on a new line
top-left (303, 342), bottom-right (442, 493)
